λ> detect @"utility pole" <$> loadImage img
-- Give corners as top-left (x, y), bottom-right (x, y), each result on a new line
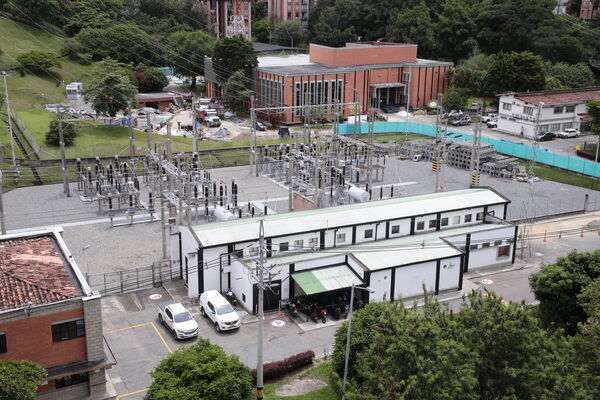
top-left (434, 93), bottom-right (443, 192)
top-left (146, 113), bottom-right (152, 152)
top-left (3, 72), bottom-right (16, 167)
top-left (250, 95), bottom-right (257, 176)
top-left (366, 107), bottom-right (374, 194)
top-left (0, 170), bottom-right (6, 235)
top-left (159, 164), bottom-right (167, 260)
top-left (128, 101), bottom-right (135, 161)
top-left (57, 109), bottom-right (70, 197)
top-left (529, 102), bottom-right (545, 179)
top-left (192, 97), bottom-right (199, 154)
top-left (256, 219), bottom-right (265, 400)
top-left (470, 101), bottom-right (482, 187)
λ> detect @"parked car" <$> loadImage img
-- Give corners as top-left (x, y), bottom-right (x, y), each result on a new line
top-left (451, 116), bottom-right (472, 126)
top-left (157, 301), bottom-right (199, 339)
top-left (443, 109), bottom-right (463, 119)
top-left (481, 114), bottom-right (497, 123)
top-left (486, 120), bottom-right (498, 128)
top-left (470, 102), bottom-right (480, 112)
top-left (555, 128), bottom-right (580, 138)
top-left (255, 121), bottom-right (267, 131)
top-left (206, 115), bottom-right (221, 127)
top-left (200, 290), bottom-right (241, 332)
top-left (535, 131), bottom-right (556, 142)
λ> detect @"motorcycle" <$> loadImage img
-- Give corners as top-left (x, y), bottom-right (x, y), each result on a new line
top-left (286, 299), bottom-right (298, 318)
top-left (224, 289), bottom-right (238, 307)
top-left (318, 307), bottom-right (327, 323)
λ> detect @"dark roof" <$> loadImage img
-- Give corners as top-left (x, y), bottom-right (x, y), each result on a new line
top-left (252, 42), bottom-right (304, 54)
top-left (0, 235), bottom-right (82, 311)
top-left (499, 86), bottom-right (600, 106)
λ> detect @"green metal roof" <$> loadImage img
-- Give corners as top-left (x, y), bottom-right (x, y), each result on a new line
top-left (292, 265), bottom-right (363, 295)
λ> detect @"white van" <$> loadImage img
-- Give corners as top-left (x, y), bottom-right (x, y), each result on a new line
top-left (200, 290), bottom-right (241, 332)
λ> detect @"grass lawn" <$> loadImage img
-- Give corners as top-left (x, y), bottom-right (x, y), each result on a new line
top-left (522, 162), bottom-right (600, 191)
top-left (264, 361), bottom-right (339, 400)
top-left (354, 133), bottom-right (431, 145)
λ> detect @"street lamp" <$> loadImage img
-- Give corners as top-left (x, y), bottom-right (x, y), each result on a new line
top-left (341, 283), bottom-right (374, 400)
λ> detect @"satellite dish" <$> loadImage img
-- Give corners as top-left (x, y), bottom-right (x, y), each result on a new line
top-left (429, 101), bottom-right (438, 108)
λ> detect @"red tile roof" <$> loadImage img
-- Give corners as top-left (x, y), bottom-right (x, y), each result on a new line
top-left (0, 235), bottom-right (82, 312)
top-left (500, 87), bottom-right (600, 106)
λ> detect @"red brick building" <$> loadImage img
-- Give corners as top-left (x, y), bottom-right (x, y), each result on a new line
top-left (580, 0), bottom-right (600, 20)
top-left (0, 230), bottom-right (115, 400)
top-left (263, 0), bottom-right (315, 27)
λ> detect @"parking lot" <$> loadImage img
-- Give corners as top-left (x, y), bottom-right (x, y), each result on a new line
top-left (103, 282), bottom-right (338, 399)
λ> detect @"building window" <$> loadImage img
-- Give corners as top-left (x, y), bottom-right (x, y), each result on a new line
top-left (279, 242), bottom-right (289, 252)
top-left (52, 319), bottom-right (85, 342)
top-left (416, 221), bottom-right (425, 230)
top-left (55, 373), bottom-right (88, 389)
top-left (562, 122), bottom-right (573, 130)
top-left (470, 244), bottom-right (478, 250)
top-left (364, 229), bottom-right (373, 239)
top-left (248, 246), bottom-right (259, 257)
top-left (0, 333), bottom-right (6, 354)
top-left (453, 216), bottom-right (460, 225)
top-left (497, 245), bottom-right (510, 258)
top-left (523, 106), bottom-right (534, 115)
top-left (309, 237), bottom-right (318, 248)
top-left (502, 102), bottom-right (512, 111)
top-left (336, 233), bottom-right (346, 243)
top-left (540, 124), bottom-right (550, 131)
top-left (294, 239), bottom-right (304, 249)
top-left (553, 106), bottom-right (563, 114)
top-left (494, 240), bottom-right (503, 246)
top-left (391, 225), bottom-right (400, 234)
top-left (550, 123), bottom-right (561, 131)
top-left (428, 219), bottom-right (437, 229)
top-left (441, 218), bottom-right (449, 227)
top-left (482, 242), bottom-right (491, 248)
top-left (476, 212), bottom-right (484, 221)
top-left (403, 72), bottom-right (411, 82)
top-left (565, 105), bottom-right (575, 113)
top-left (465, 214), bottom-right (472, 223)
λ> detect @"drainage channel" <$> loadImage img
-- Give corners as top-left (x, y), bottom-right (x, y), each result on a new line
top-left (2, 115), bottom-right (43, 185)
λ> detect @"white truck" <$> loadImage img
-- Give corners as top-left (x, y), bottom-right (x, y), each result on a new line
top-left (157, 301), bottom-right (199, 339)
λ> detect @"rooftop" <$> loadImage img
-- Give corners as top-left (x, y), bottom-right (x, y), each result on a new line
top-left (0, 233), bottom-right (83, 312)
top-left (499, 86), bottom-right (600, 106)
top-left (192, 188), bottom-right (509, 248)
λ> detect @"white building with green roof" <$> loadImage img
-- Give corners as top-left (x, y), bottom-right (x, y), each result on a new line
top-left (172, 188), bottom-right (517, 313)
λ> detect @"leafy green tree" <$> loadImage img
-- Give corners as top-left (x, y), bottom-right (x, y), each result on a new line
top-left (4, 0), bottom-right (65, 25)
top-left (586, 100), bottom-right (600, 135)
top-left (447, 53), bottom-right (496, 97)
top-left (434, 0), bottom-right (477, 62)
top-left (253, 19), bottom-right (272, 43)
top-left (212, 36), bottom-right (257, 83)
top-left (0, 360), bottom-right (46, 400)
top-left (485, 51), bottom-right (546, 94)
top-left (576, 279), bottom-right (600, 377)
top-left (135, 64), bottom-right (169, 92)
top-left (310, 11), bottom-right (356, 47)
top-left (145, 339), bottom-right (253, 400)
top-left (82, 58), bottom-right (137, 120)
top-left (251, 0), bottom-right (268, 22)
top-left (179, 0), bottom-right (211, 31)
top-left (167, 30), bottom-right (215, 88)
top-left (442, 86), bottom-right (470, 111)
top-left (547, 62), bottom-right (596, 89)
top-left (63, 0), bottom-right (123, 35)
top-left (16, 51), bottom-right (61, 74)
top-left (223, 70), bottom-right (253, 111)
top-left (46, 119), bottom-right (78, 146)
top-left (386, 1), bottom-right (436, 58)
top-left (530, 249), bottom-right (600, 334)
top-left (272, 20), bottom-right (308, 47)
top-left (531, 19), bottom-right (587, 64)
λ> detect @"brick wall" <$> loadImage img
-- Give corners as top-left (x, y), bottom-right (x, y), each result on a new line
top-left (0, 306), bottom-right (86, 368)
top-left (83, 294), bottom-right (104, 362)
top-left (310, 44), bottom-right (418, 67)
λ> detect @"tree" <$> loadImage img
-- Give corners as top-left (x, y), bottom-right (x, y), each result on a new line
top-left (547, 62), bottom-right (596, 89)
top-left (576, 279), bottom-right (600, 378)
top-left (0, 360), bottom-right (46, 400)
top-left (166, 30), bottom-right (215, 88)
top-left (135, 64), bottom-right (169, 92)
top-left (251, 0), bottom-right (268, 22)
top-left (179, 0), bottom-right (211, 31)
top-left (253, 19), bottom-right (272, 43)
top-left (586, 100), bottom-right (600, 136)
top-left (46, 119), bottom-right (78, 146)
top-left (16, 51), bottom-right (61, 74)
top-left (223, 70), bottom-right (252, 112)
top-left (434, 0), bottom-right (477, 62)
top-left (145, 339), bottom-right (253, 400)
top-left (447, 53), bottom-right (496, 97)
top-left (531, 19), bottom-right (587, 64)
top-left (530, 249), bottom-right (600, 334)
top-left (82, 58), bottom-right (137, 120)
top-left (484, 51), bottom-right (546, 95)
top-left (386, 2), bottom-right (436, 58)
top-left (443, 86), bottom-right (469, 111)
top-left (272, 20), bottom-right (308, 47)
top-left (212, 36), bottom-right (257, 84)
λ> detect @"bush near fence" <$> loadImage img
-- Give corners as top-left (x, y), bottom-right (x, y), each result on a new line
top-left (251, 350), bottom-right (315, 382)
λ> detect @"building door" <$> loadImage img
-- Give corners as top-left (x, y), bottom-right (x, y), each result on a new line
top-left (253, 280), bottom-right (281, 313)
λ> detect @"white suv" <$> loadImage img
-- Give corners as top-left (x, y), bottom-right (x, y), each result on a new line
top-left (199, 290), bottom-right (241, 332)
top-left (555, 128), bottom-right (580, 138)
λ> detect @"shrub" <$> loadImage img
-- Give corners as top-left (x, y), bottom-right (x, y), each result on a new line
top-left (46, 119), bottom-right (78, 146)
top-left (16, 51), bottom-right (61, 74)
top-left (251, 350), bottom-right (315, 381)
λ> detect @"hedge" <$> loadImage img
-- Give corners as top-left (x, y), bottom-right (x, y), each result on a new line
top-left (251, 350), bottom-right (315, 382)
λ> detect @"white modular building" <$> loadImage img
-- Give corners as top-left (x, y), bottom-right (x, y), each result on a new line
top-left (496, 87), bottom-right (600, 138)
top-left (172, 188), bottom-right (517, 313)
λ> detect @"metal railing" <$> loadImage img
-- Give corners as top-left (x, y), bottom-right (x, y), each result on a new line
top-left (86, 260), bottom-right (178, 295)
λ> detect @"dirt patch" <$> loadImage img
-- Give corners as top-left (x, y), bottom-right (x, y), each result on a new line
top-left (275, 377), bottom-right (327, 397)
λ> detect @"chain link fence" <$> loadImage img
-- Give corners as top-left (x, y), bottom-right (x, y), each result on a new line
top-left (86, 260), bottom-right (179, 295)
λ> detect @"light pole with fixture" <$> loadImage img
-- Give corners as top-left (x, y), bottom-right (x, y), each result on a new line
top-left (341, 283), bottom-right (374, 400)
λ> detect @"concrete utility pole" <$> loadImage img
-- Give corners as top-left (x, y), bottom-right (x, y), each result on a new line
top-left (256, 219), bottom-right (265, 400)
top-left (3, 72), bottom-right (16, 167)
top-left (470, 101), bottom-right (482, 187)
top-left (0, 170), bottom-right (6, 235)
top-left (57, 109), bottom-right (70, 197)
top-left (128, 101), bottom-right (135, 160)
top-left (192, 96), bottom-right (199, 154)
top-left (146, 113), bottom-right (152, 152)
top-left (250, 95), bottom-right (257, 176)
top-left (434, 93), bottom-right (443, 192)
top-left (367, 107), bottom-right (374, 193)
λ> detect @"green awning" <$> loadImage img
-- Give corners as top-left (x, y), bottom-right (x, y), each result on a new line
top-left (292, 265), bottom-right (363, 295)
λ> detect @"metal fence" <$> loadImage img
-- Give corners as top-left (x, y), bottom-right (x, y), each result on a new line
top-left (337, 121), bottom-right (600, 178)
top-left (86, 260), bottom-right (179, 295)
top-left (9, 110), bottom-right (41, 158)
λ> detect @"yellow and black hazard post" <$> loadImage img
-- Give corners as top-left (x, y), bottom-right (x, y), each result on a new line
top-left (431, 159), bottom-right (440, 172)
top-left (470, 172), bottom-right (480, 186)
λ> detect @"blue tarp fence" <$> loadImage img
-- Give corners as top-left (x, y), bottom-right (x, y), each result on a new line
top-left (337, 121), bottom-right (600, 178)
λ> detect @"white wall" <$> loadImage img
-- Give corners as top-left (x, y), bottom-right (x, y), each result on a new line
top-left (387, 218), bottom-right (411, 238)
top-left (467, 226), bottom-right (515, 270)
top-left (437, 256), bottom-right (461, 292)
top-left (355, 222), bottom-right (379, 243)
top-left (178, 227), bottom-right (200, 296)
top-left (230, 260), bottom-right (254, 312)
top-left (347, 255), bottom-right (366, 279)
top-left (294, 254), bottom-right (345, 271)
top-left (414, 213), bottom-right (438, 233)
top-left (370, 270), bottom-right (391, 302)
top-left (394, 261), bottom-right (436, 299)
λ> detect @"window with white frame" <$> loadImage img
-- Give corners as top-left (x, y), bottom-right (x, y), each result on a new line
top-left (465, 214), bottom-right (472, 223)
top-left (550, 123), bottom-right (561, 131)
top-left (279, 242), bottom-right (289, 252)
top-left (309, 237), bottom-right (318, 248)
top-left (562, 122), bottom-right (573, 130)
top-left (391, 225), bottom-right (400, 234)
top-left (429, 219), bottom-right (437, 229)
top-left (403, 72), bottom-right (411, 82)
top-left (364, 229), bottom-right (373, 239)
top-left (497, 245), bottom-right (510, 258)
top-left (565, 105), bottom-right (576, 113)
top-left (502, 102), bottom-right (512, 111)
top-left (523, 106), bottom-right (534, 115)
top-left (540, 124), bottom-right (550, 131)
top-left (476, 212), bottom-right (484, 221)
top-left (416, 221), bottom-right (425, 230)
top-left (336, 233), bottom-right (346, 243)
top-left (294, 239), bottom-right (304, 249)
top-left (453, 216), bottom-right (460, 225)
top-left (248, 246), bottom-right (259, 257)
top-left (441, 217), bottom-right (449, 227)
top-left (554, 106), bottom-right (563, 114)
